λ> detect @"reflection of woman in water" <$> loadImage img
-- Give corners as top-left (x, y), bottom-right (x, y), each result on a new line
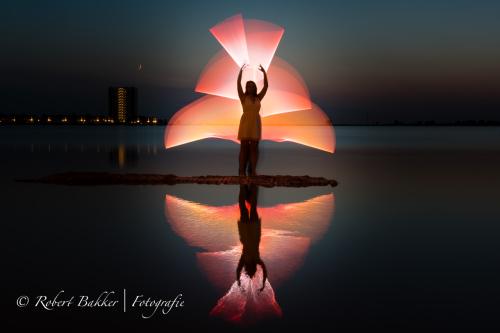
top-left (236, 184), bottom-right (267, 291)
top-left (209, 184), bottom-right (280, 322)
top-left (237, 64), bottom-right (268, 176)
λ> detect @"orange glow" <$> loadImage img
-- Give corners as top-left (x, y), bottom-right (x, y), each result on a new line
top-left (164, 193), bottom-right (334, 288)
top-left (243, 18), bottom-right (284, 71)
top-left (196, 53), bottom-right (312, 116)
top-left (261, 106), bottom-right (336, 153)
top-left (163, 192), bottom-right (335, 323)
top-left (208, 14), bottom-right (284, 71)
top-left (195, 49), bottom-right (240, 100)
top-left (209, 14), bottom-right (249, 67)
top-left (164, 96), bottom-right (335, 152)
top-left (165, 13), bottom-right (335, 153)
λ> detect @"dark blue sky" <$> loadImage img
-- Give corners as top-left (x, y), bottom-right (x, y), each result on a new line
top-left (1, 0), bottom-right (499, 122)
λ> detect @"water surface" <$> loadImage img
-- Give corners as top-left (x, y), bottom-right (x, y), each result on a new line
top-left (3, 125), bottom-right (500, 330)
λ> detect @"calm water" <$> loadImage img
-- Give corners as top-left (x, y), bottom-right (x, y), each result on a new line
top-left (3, 126), bottom-right (500, 330)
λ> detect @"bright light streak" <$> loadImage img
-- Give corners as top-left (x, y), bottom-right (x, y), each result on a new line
top-left (164, 193), bottom-right (334, 285)
top-left (166, 13), bottom-right (335, 153)
top-left (163, 192), bottom-right (335, 323)
top-left (209, 14), bottom-right (249, 67)
top-left (164, 96), bottom-right (335, 153)
top-left (209, 14), bottom-right (284, 71)
top-left (196, 54), bottom-right (312, 115)
top-left (244, 19), bottom-right (284, 71)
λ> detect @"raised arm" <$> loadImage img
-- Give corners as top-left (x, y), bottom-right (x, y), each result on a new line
top-left (236, 257), bottom-right (244, 286)
top-left (258, 259), bottom-right (267, 292)
top-left (257, 65), bottom-right (268, 101)
top-left (237, 64), bottom-right (245, 102)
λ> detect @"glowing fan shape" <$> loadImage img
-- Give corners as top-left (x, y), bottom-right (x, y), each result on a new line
top-left (164, 193), bottom-right (334, 289)
top-left (163, 192), bottom-right (334, 323)
top-left (164, 96), bottom-right (335, 153)
top-left (164, 14), bottom-right (335, 153)
top-left (196, 53), bottom-right (312, 114)
top-left (209, 14), bottom-right (284, 70)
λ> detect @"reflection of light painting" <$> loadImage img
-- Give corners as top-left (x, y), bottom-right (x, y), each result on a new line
top-left (164, 14), bottom-right (336, 153)
top-left (163, 192), bottom-right (335, 323)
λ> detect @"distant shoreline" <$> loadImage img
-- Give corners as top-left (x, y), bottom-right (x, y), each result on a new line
top-left (2, 123), bottom-right (499, 127)
top-left (1, 114), bottom-right (499, 127)
top-left (334, 122), bottom-right (500, 126)
top-left (0, 114), bottom-right (165, 126)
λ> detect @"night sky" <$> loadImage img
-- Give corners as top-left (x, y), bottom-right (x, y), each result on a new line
top-left (1, 0), bottom-right (499, 123)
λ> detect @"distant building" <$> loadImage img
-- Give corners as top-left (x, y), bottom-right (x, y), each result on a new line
top-left (108, 87), bottom-right (137, 123)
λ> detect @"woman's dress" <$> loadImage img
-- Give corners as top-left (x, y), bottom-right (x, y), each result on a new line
top-left (237, 96), bottom-right (261, 141)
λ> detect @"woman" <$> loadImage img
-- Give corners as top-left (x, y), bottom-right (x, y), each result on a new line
top-left (237, 64), bottom-right (268, 176)
top-left (236, 184), bottom-right (267, 292)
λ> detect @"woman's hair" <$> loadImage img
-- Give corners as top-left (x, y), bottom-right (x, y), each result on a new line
top-left (245, 81), bottom-right (257, 96)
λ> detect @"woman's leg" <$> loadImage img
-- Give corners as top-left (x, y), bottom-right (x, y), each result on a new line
top-left (248, 184), bottom-right (259, 221)
top-left (249, 140), bottom-right (259, 176)
top-left (239, 140), bottom-right (249, 175)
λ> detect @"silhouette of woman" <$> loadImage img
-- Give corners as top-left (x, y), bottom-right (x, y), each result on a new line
top-left (237, 64), bottom-right (268, 176)
top-left (236, 184), bottom-right (267, 291)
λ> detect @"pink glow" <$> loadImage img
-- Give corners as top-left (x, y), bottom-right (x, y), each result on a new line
top-left (164, 193), bottom-right (334, 287)
top-left (244, 19), bottom-right (284, 71)
top-left (261, 105), bottom-right (336, 153)
top-left (163, 96), bottom-right (240, 148)
top-left (164, 193), bottom-right (335, 251)
top-left (166, 95), bottom-right (240, 126)
top-left (196, 54), bottom-right (312, 115)
top-left (209, 14), bottom-right (284, 71)
top-left (197, 231), bottom-right (311, 293)
top-left (264, 56), bottom-right (312, 113)
top-left (195, 50), bottom-right (240, 100)
top-left (164, 96), bottom-right (335, 152)
top-left (166, 13), bottom-right (335, 153)
top-left (209, 268), bottom-right (283, 324)
top-left (163, 192), bottom-right (335, 323)
top-left (209, 14), bottom-right (249, 67)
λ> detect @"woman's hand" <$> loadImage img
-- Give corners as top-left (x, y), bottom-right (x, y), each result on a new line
top-left (257, 64), bottom-right (268, 100)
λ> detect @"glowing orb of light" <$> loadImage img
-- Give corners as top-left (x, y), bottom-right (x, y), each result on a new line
top-left (164, 13), bottom-right (335, 153)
